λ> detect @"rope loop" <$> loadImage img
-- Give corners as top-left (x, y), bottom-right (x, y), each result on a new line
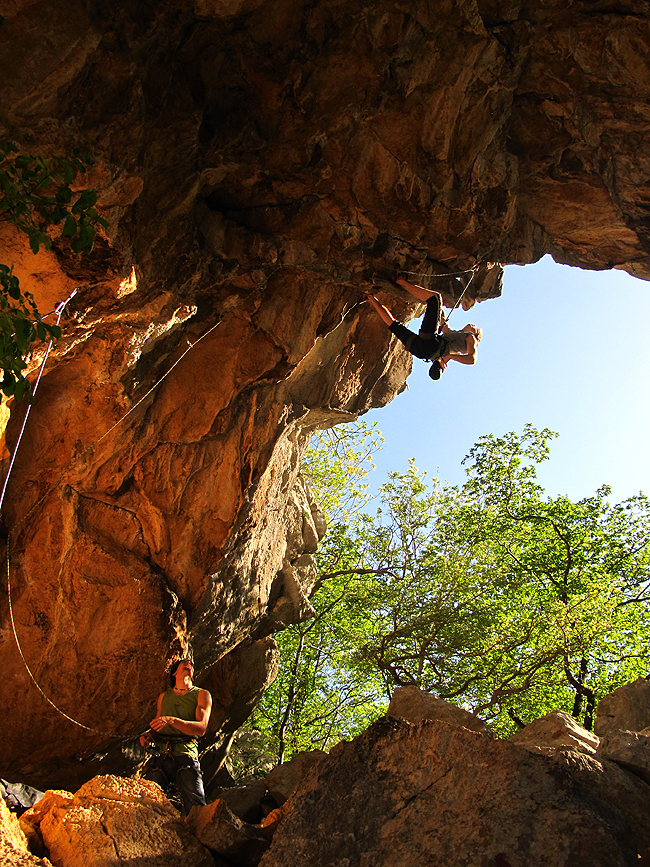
top-left (3, 291), bottom-right (222, 737)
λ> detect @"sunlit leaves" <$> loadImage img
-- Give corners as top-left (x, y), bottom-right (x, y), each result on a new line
top-left (254, 424), bottom-right (650, 756)
top-left (0, 141), bottom-right (107, 400)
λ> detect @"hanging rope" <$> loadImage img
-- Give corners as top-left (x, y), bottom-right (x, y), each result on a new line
top-left (5, 548), bottom-right (117, 737)
top-left (3, 300), bottom-right (223, 736)
top-left (0, 288), bottom-right (78, 512)
top-left (442, 266), bottom-right (477, 327)
top-left (401, 264), bottom-right (480, 281)
top-left (1, 287), bottom-right (116, 736)
top-left (96, 321), bottom-right (221, 443)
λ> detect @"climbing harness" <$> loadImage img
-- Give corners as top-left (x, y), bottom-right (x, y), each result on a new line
top-left (2, 291), bottom-right (222, 737)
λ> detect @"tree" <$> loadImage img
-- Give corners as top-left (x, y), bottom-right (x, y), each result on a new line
top-left (249, 421), bottom-right (386, 763)
top-left (252, 424), bottom-right (650, 757)
top-left (0, 140), bottom-right (107, 399)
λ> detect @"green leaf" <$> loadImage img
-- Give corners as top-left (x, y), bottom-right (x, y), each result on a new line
top-left (28, 232), bottom-right (42, 254)
top-left (71, 221), bottom-right (95, 253)
top-left (56, 186), bottom-right (72, 204)
top-left (61, 160), bottom-right (74, 185)
top-left (71, 189), bottom-right (97, 213)
top-left (63, 215), bottom-right (77, 237)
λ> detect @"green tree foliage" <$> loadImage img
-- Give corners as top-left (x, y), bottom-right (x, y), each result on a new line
top-left (252, 424), bottom-right (650, 760)
top-left (0, 140), bottom-right (108, 400)
top-left (350, 427), bottom-right (650, 733)
top-left (249, 421), bottom-right (385, 763)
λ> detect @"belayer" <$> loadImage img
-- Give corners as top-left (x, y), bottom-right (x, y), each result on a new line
top-left (364, 275), bottom-right (482, 380)
top-left (140, 656), bottom-right (212, 815)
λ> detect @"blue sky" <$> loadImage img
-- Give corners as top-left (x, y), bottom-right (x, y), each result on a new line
top-left (365, 256), bottom-right (650, 504)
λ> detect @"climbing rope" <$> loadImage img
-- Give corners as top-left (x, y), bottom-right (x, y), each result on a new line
top-left (3, 295), bottom-right (223, 736)
top-left (96, 321), bottom-right (221, 443)
top-left (396, 264), bottom-right (481, 327)
top-left (0, 289), bottom-right (78, 512)
top-left (400, 264), bottom-right (480, 280)
top-left (1, 287), bottom-right (117, 736)
top-left (5, 549), bottom-right (117, 737)
top-left (443, 266), bottom-right (476, 325)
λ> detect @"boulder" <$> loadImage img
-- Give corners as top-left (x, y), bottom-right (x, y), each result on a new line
top-left (259, 807), bottom-right (286, 842)
top-left (387, 685), bottom-right (495, 737)
top-left (38, 775), bottom-right (213, 867)
top-left (0, 795), bottom-right (52, 866)
top-left (509, 711), bottom-right (599, 754)
top-left (259, 716), bottom-right (650, 867)
top-left (596, 730), bottom-right (650, 785)
top-left (264, 750), bottom-right (326, 806)
top-left (594, 678), bottom-right (650, 736)
top-left (186, 798), bottom-right (269, 866)
top-left (216, 779), bottom-right (267, 823)
top-left (18, 791), bottom-right (74, 860)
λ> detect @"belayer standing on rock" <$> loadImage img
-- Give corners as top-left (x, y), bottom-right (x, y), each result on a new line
top-left (364, 274), bottom-right (482, 380)
top-left (140, 656), bottom-right (212, 814)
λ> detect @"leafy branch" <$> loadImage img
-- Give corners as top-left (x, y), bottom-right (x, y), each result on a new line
top-left (0, 140), bottom-right (108, 400)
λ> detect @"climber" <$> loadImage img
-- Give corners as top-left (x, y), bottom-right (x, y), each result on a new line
top-left (140, 656), bottom-right (212, 815)
top-left (364, 275), bottom-right (481, 380)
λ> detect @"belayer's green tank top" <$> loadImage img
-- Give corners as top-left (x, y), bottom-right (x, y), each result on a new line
top-left (157, 686), bottom-right (201, 757)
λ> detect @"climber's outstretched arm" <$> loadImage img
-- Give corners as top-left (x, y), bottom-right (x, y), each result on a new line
top-left (364, 294), bottom-right (395, 327)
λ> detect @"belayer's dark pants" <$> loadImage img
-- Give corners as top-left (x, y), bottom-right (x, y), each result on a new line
top-left (144, 753), bottom-right (206, 815)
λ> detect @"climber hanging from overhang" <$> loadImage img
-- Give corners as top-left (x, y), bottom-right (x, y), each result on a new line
top-left (364, 274), bottom-right (482, 380)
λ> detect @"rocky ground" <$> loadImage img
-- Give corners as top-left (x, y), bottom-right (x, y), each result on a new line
top-left (4, 679), bottom-right (650, 866)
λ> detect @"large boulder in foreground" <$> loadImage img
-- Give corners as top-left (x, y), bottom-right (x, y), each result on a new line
top-left (597, 730), bottom-right (650, 785)
top-left (187, 798), bottom-right (269, 866)
top-left (260, 717), bottom-right (650, 867)
top-left (387, 685), bottom-right (495, 737)
top-left (0, 796), bottom-right (52, 867)
top-left (38, 775), bottom-right (213, 867)
top-left (594, 677), bottom-right (650, 736)
top-left (509, 710), bottom-right (599, 755)
top-left (264, 750), bottom-right (327, 806)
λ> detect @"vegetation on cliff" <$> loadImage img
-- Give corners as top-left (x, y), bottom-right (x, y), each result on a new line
top-left (0, 141), bottom-right (106, 399)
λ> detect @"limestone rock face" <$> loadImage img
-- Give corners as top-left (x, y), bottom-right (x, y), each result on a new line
top-left (387, 684), bottom-right (495, 737)
top-left (187, 798), bottom-right (269, 866)
top-left (38, 775), bottom-right (213, 867)
top-left (0, 796), bottom-right (52, 867)
top-left (597, 729), bottom-right (650, 785)
top-left (1, 0), bottom-right (650, 784)
top-left (263, 750), bottom-right (327, 806)
top-left (509, 710), bottom-right (600, 755)
top-left (259, 716), bottom-right (650, 867)
top-left (594, 677), bottom-right (650, 736)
